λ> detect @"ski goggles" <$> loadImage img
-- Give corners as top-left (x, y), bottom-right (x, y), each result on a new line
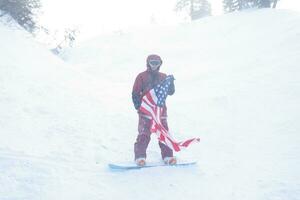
top-left (148, 60), bottom-right (162, 68)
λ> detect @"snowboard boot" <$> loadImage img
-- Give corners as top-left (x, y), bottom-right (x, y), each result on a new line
top-left (135, 157), bottom-right (146, 166)
top-left (163, 157), bottom-right (177, 165)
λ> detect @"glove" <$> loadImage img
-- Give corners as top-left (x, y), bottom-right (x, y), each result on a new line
top-left (168, 75), bottom-right (175, 81)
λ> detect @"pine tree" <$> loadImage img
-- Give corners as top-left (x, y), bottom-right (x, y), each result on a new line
top-left (0, 0), bottom-right (41, 32)
top-left (223, 0), bottom-right (246, 13)
top-left (257, 0), bottom-right (271, 8)
top-left (191, 0), bottom-right (211, 20)
top-left (176, 0), bottom-right (211, 20)
top-left (223, 0), bottom-right (275, 13)
top-left (223, 0), bottom-right (234, 13)
top-left (272, 0), bottom-right (278, 8)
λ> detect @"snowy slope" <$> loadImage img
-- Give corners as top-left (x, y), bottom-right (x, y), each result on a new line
top-left (1, 8), bottom-right (300, 200)
top-left (0, 22), bottom-right (118, 199)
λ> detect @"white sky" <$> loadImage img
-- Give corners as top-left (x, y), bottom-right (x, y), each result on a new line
top-left (39, 0), bottom-right (300, 41)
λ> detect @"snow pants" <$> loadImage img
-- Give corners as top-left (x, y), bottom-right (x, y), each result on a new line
top-left (134, 115), bottom-right (173, 160)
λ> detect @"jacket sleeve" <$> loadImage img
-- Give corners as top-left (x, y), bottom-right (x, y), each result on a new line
top-left (132, 74), bottom-right (143, 110)
top-left (167, 76), bottom-right (175, 96)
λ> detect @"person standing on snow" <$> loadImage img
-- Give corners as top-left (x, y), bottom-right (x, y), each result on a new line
top-left (132, 54), bottom-right (176, 166)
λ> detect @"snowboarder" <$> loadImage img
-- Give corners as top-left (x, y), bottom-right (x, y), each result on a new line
top-left (132, 54), bottom-right (176, 166)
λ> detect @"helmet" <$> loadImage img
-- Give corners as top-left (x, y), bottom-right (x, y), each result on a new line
top-left (146, 54), bottom-right (162, 71)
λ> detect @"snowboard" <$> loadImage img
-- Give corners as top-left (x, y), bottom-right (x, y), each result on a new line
top-left (108, 160), bottom-right (197, 171)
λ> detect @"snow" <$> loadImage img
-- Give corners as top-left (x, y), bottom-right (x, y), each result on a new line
top-left (1, 8), bottom-right (300, 200)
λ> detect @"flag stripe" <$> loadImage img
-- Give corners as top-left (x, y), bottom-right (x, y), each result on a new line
top-left (139, 75), bottom-right (200, 152)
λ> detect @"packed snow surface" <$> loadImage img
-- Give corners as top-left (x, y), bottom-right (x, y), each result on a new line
top-left (1, 9), bottom-right (300, 200)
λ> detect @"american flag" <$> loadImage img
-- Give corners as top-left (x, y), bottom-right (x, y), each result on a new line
top-left (139, 75), bottom-right (200, 152)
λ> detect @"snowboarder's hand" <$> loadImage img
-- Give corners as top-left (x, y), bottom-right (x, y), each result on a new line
top-left (168, 75), bottom-right (175, 81)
